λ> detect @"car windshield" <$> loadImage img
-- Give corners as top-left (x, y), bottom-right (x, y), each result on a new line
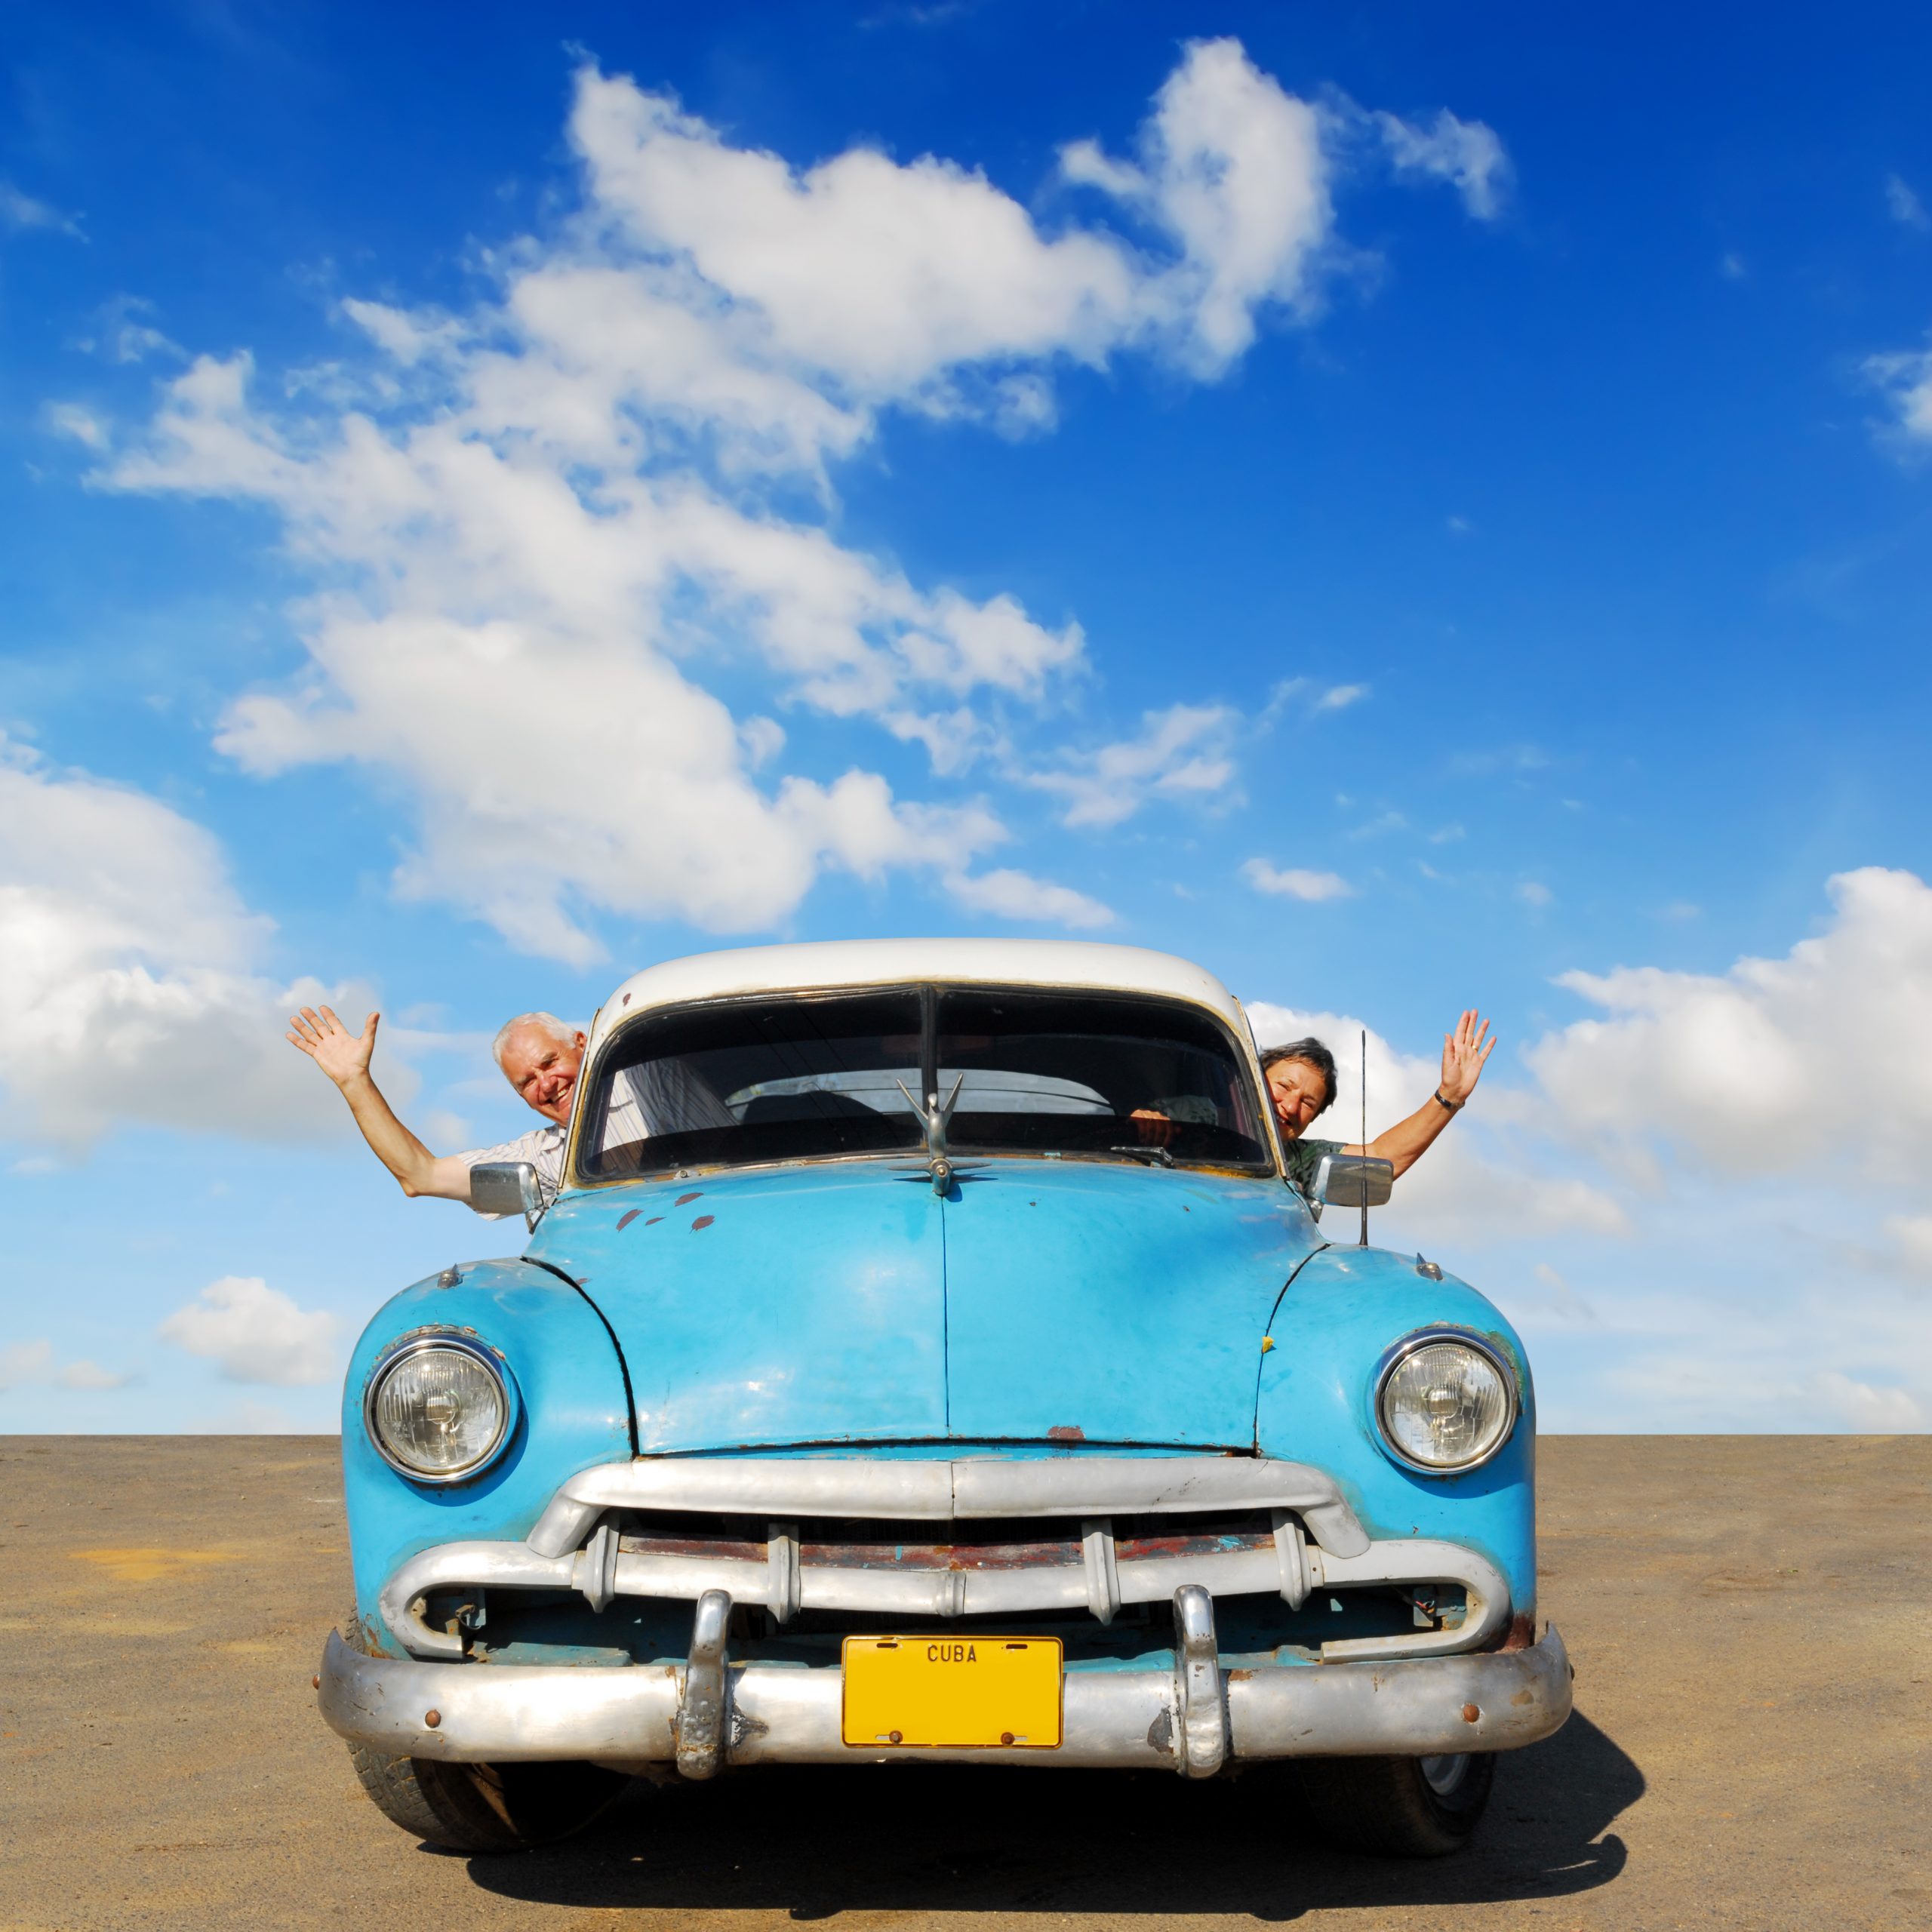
top-left (574, 985), bottom-right (1272, 1180)
top-left (937, 989), bottom-right (1267, 1167)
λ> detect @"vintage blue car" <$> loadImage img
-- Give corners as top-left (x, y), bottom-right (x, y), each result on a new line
top-left (319, 940), bottom-right (1570, 1856)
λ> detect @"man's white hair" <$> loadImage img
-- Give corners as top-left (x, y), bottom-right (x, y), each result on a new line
top-left (491, 1011), bottom-right (580, 1070)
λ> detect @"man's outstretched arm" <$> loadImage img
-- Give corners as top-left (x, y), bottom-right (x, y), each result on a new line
top-left (288, 1005), bottom-right (475, 1201)
top-left (1343, 1010), bottom-right (1497, 1180)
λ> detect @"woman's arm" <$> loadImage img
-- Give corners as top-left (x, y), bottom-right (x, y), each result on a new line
top-left (1343, 1010), bottom-right (1496, 1179)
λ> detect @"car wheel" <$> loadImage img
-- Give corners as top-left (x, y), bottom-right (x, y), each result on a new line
top-left (348, 1745), bottom-right (631, 1853)
top-left (1295, 1750), bottom-right (1495, 1857)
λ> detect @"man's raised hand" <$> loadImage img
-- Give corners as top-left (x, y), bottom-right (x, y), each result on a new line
top-left (288, 1004), bottom-right (378, 1089)
top-left (1438, 1009), bottom-right (1496, 1106)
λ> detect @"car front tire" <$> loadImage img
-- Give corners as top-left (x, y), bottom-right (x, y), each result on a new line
top-left (348, 1745), bottom-right (630, 1854)
top-left (1296, 1751), bottom-right (1495, 1857)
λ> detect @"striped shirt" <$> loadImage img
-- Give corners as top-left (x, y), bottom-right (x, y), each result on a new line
top-left (457, 1058), bottom-right (734, 1214)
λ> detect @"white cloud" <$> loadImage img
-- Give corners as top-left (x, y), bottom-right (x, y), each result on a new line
top-left (1531, 1261), bottom-right (1598, 1324)
top-left (1263, 676), bottom-right (1371, 721)
top-left (158, 1276), bottom-right (339, 1387)
top-left (1315, 682), bottom-right (1369, 712)
top-left (1372, 109), bottom-right (1512, 219)
top-left (340, 296), bottom-right (463, 365)
top-left (1884, 1214), bottom-right (1932, 1273)
top-left (72, 294), bottom-right (180, 364)
top-left (0, 1338), bottom-right (134, 1394)
top-left (1813, 1371), bottom-right (1925, 1432)
top-left (1526, 867), bottom-right (1932, 1180)
top-left (1868, 343), bottom-right (1932, 440)
top-left (1060, 38), bottom-right (1334, 374)
top-left (1451, 743), bottom-right (1548, 776)
top-left (99, 48), bottom-right (1497, 959)
top-left (45, 402), bottom-right (107, 449)
top-left (1886, 174), bottom-right (1929, 232)
top-left (58, 1359), bottom-right (135, 1390)
top-left (1348, 810), bottom-right (1407, 840)
top-left (1247, 881), bottom-right (1932, 1430)
top-left (1026, 704), bottom-right (1238, 829)
top-left (0, 1340), bottom-right (53, 1391)
top-left (120, 352), bottom-right (1023, 958)
top-left (576, 71), bottom-right (1140, 398)
top-left (1242, 860), bottom-right (1353, 902)
top-left (1242, 1001), bottom-right (1628, 1244)
top-left (1518, 880), bottom-right (1552, 907)
top-left (208, 1396), bottom-right (307, 1433)
top-left (0, 181), bottom-right (82, 237)
top-left (1530, 1246), bottom-right (1932, 1431)
top-left (945, 866), bottom-right (1114, 929)
top-left (0, 738), bottom-right (383, 1149)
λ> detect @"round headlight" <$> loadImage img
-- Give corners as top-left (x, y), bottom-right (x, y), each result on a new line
top-left (1376, 1333), bottom-right (1518, 1472)
top-left (365, 1337), bottom-right (510, 1482)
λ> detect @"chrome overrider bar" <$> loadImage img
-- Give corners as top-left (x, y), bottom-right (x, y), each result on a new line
top-left (377, 1455), bottom-right (1511, 1665)
top-left (318, 1590), bottom-right (1574, 1777)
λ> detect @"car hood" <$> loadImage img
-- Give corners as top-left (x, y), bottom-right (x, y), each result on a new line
top-left (528, 1158), bottom-right (1319, 1455)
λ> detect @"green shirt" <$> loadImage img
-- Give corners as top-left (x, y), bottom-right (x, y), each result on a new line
top-left (1282, 1135), bottom-right (1344, 1198)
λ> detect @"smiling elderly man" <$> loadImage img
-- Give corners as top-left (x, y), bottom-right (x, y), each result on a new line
top-left (287, 1004), bottom-right (729, 1211)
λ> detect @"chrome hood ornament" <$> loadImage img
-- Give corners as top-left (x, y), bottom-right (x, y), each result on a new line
top-left (893, 1072), bottom-right (983, 1195)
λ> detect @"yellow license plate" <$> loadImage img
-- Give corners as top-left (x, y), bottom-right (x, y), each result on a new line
top-left (841, 1635), bottom-right (1063, 1749)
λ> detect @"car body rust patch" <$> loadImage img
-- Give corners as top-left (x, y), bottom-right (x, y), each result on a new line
top-left (692, 1214), bottom-right (715, 1231)
top-left (617, 1210), bottom-right (641, 1231)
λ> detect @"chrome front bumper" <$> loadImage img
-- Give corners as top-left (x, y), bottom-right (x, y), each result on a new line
top-left (318, 1598), bottom-right (1572, 1779)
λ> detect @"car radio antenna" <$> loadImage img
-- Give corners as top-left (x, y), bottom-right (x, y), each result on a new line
top-left (1359, 1027), bottom-right (1369, 1248)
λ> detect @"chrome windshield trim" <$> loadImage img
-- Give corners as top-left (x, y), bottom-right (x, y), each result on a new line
top-left (567, 980), bottom-right (1275, 1189)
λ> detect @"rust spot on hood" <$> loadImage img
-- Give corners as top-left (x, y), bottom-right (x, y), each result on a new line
top-left (617, 1210), bottom-right (641, 1231)
top-left (675, 1192), bottom-right (703, 1206)
top-left (1047, 1425), bottom-right (1085, 1443)
top-left (691, 1214), bottom-right (715, 1231)
top-left (645, 1216), bottom-right (663, 1226)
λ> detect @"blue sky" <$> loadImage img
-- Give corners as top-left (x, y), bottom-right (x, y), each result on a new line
top-left (5, 1), bottom-right (1931, 1432)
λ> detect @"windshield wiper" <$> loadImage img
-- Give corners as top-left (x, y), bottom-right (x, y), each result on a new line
top-left (1108, 1143), bottom-right (1175, 1167)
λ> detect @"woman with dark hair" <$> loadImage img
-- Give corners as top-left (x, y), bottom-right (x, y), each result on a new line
top-left (1261, 1011), bottom-right (1495, 1196)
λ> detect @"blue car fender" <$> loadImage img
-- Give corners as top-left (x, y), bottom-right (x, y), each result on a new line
top-left (1254, 1243), bottom-right (1538, 1633)
top-left (339, 1257), bottom-right (632, 1657)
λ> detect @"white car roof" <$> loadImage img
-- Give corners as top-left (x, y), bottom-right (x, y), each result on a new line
top-left (592, 939), bottom-right (1252, 1048)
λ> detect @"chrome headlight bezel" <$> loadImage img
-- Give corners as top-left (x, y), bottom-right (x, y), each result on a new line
top-left (1373, 1327), bottom-right (1521, 1475)
top-left (361, 1332), bottom-right (517, 1485)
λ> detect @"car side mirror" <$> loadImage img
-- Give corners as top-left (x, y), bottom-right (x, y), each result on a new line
top-left (1311, 1152), bottom-right (1394, 1211)
top-left (469, 1161), bottom-right (546, 1226)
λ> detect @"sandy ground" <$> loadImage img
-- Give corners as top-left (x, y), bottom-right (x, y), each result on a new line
top-left (0, 1434), bottom-right (1926, 1930)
